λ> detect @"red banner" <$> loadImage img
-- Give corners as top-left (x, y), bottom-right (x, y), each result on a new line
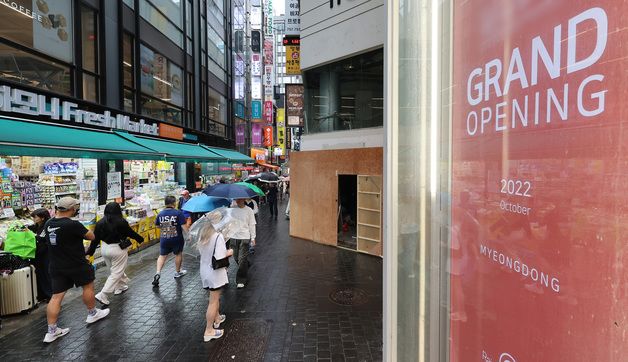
top-left (452, 2), bottom-right (627, 361)
top-left (264, 101), bottom-right (273, 124)
top-left (263, 126), bottom-right (273, 147)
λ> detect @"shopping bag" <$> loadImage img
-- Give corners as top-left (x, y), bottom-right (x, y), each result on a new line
top-left (3, 225), bottom-right (36, 259)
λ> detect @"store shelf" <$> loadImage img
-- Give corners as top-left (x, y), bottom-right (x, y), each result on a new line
top-left (54, 183), bottom-right (77, 186)
top-left (358, 222), bottom-right (381, 229)
top-left (55, 191), bottom-right (79, 196)
top-left (358, 191), bottom-right (380, 195)
top-left (357, 236), bottom-right (380, 243)
top-left (42, 173), bottom-right (77, 177)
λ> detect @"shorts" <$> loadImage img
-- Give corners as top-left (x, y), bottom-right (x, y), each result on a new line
top-left (50, 265), bottom-right (95, 294)
top-left (204, 283), bottom-right (226, 291)
top-left (160, 240), bottom-right (184, 256)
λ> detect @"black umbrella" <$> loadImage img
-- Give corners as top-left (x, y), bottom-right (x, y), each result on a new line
top-left (203, 183), bottom-right (258, 199)
top-left (257, 172), bottom-right (279, 183)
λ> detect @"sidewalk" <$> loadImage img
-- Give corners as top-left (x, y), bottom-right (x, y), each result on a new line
top-left (0, 200), bottom-right (383, 361)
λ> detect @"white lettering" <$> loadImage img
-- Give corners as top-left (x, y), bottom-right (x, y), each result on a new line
top-left (467, 67), bottom-right (483, 106)
top-left (531, 25), bottom-right (562, 86)
top-left (484, 59), bottom-right (503, 101)
top-left (577, 74), bottom-right (606, 117)
top-left (503, 48), bottom-right (528, 95)
top-left (567, 7), bottom-right (608, 74)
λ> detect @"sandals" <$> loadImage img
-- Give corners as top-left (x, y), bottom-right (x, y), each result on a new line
top-left (213, 314), bottom-right (226, 329)
top-left (203, 329), bottom-right (224, 342)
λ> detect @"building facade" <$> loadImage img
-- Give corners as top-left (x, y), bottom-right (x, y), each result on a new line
top-left (291, 0), bottom-right (384, 255)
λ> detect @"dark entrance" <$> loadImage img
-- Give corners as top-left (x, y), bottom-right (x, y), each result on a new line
top-left (338, 174), bottom-right (357, 249)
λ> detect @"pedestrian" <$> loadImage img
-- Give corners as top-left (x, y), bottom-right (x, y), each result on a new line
top-left (245, 198), bottom-right (259, 254)
top-left (198, 211), bottom-right (233, 341)
top-left (153, 196), bottom-right (189, 287)
top-left (87, 202), bottom-right (144, 306)
top-left (266, 183), bottom-right (278, 219)
top-left (41, 197), bottom-right (110, 343)
top-left (230, 198), bottom-right (257, 288)
top-left (27, 208), bottom-right (52, 302)
top-left (178, 190), bottom-right (193, 224)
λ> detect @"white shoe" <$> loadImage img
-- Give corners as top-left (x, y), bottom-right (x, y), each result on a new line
top-left (43, 327), bottom-right (70, 343)
top-left (213, 314), bottom-right (226, 329)
top-left (203, 329), bottom-right (224, 342)
top-left (86, 308), bottom-right (110, 324)
top-left (174, 270), bottom-right (188, 278)
top-left (114, 286), bottom-right (129, 295)
top-left (95, 292), bottom-right (110, 306)
top-left (236, 283), bottom-right (245, 289)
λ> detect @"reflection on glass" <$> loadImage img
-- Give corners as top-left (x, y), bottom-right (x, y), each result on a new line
top-left (82, 72), bottom-right (98, 102)
top-left (81, 6), bottom-right (97, 73)
top-left (123, 33), bottom-right (134, 88)
top-left (139, 0), bottom-right (183, 47)
top-left (304, 48), bottom-right (383, 134)
top-left (141, 95), bottom-right (182, 125)
top-left (0, 43), bottom-right (71, 95)
top-left (139, 44), bottom-right (184, 107)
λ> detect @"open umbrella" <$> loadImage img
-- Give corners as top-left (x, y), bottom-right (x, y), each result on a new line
top-left (244, 174), bottom-right (260, 183)
top-left (203, 183), bottom-right (258, 199)
top-left (181, 194), bottom-right (231, 213)
top-left (236, 182), bottom-right (265, 197)
top-left (258, 172), bottom-right (280, 183)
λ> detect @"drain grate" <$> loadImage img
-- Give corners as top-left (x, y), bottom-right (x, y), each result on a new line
top-left (329, 287), bottom-right (369, 306)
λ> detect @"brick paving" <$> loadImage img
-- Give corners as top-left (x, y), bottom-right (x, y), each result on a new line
top-left (0, 200), bottom-right (383, 361)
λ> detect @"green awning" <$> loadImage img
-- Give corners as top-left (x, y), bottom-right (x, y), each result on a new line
top-left (0, 118), bottom-right (162, 160)
top-left (202, 146), bottom-right (253, 163)
top-left (115, 131), bottom-right (225, 163)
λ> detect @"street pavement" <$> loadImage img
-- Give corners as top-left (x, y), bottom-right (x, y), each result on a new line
top-left (0, 200), bottom-right (383, 361)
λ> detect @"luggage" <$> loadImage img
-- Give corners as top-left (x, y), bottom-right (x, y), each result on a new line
top-left (0, 265), bottom-right (38, 316)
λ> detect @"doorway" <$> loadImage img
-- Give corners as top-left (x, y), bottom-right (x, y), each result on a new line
top-left (338, 175), bottom-right (358, 249)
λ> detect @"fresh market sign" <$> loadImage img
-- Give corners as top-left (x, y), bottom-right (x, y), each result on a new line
top-left (0, 85), bottom-right (159, 136)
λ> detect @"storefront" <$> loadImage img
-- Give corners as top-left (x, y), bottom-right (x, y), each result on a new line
top-left (385, 0), bottom-right (628, 360)
top-left (0, 84), bottom-right (251, 257)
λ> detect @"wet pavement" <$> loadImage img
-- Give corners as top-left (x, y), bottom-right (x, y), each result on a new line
top-left (0, 200), bottom-right (383, 361)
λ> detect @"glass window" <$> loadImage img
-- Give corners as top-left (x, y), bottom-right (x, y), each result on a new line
top-left (207, 87), bottom-right (226, 124)
top-left (0, 43), bottom-right (71, 94)
top-left (207, 0), bottom-right (224, 27)
top-left (207, 27), bottom-right (225, 68)
top-left (123, 88), bottom-right (134, 113)
top-left (82, 73), bottom-right (98, 102)
top-left (304, 48), bottom-right (383, 133)
top-left (81, 6), bottom-right (97, 73)
top-left (139, 44), bottom-right (184, 107)
top-left (139, 0), bottom-right (183, 47)
top-left (123, 33), bottom-right (134, 88)
top-left (0, 0), bottom-right (74, 62)
top-left (141, 95), bottom-right (182, 125)
top-left (123, 0), bottom-right (134, 9)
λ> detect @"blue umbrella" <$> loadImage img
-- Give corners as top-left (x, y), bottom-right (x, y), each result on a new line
top-left (203, 183), bottom-right (258, 199)
top-left (181, 194), bottom-right (231, 213)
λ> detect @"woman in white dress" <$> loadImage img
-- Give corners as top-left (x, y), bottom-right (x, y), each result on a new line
top-left (197, 211), bottom-right (233, 342)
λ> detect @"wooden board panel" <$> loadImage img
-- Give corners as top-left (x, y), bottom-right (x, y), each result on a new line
top-left (290, 147), bottom-right (383, 252)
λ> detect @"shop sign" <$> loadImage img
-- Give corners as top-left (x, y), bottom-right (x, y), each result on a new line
top-left (0, 85), bottom-right (159, 136)
top-left (285, 0), bottom-right (300, 35)
top-left (235, 124), bottom-right (245, 145)
top-left (264, 38), bottom-right (274, 65)
top-left (252, 77), bottom-right (262, 100)
top-left (159, 123), bottom-right (183, 140)
top-left (263, 126), bottom-right (273, 147)
top-left (183, 133), bottom-right (198, 141)
top-left (106, 172), bottom-right (122, 200)
top-left (285, 84), bottom-right (304, 127)
top-left (451, 3), bottom-right (627, 361)
top-left (285, 46), bottom-right (301, 75)
top-left (264, 0), bottom-right (273, 37)
top-left (264, 101), bottom-right (273, 123)
top-left (251, 123), bottom-right (263, 146)
top-left (252, 100), bottom-right (262, 119)
top-left (277, 108), bottom-right (285, 153)
top-left (250, 147), bottom-right (267, 162)
top-left (251, 6), bottom-right (262, 30)
top-left (264, 65), bottom-right (274, 91)
top-left (252, 53), bottom-right (262, 76)
top-left (235, 101), bottom-right (245, 118)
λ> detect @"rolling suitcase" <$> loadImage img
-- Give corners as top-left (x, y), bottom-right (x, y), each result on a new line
top-left (0, 265), bottom-right (38, 316)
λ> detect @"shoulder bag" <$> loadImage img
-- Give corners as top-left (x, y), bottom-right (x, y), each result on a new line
top-left (211, 234), bottom-right (230, 269)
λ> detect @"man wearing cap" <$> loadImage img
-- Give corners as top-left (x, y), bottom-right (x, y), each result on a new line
top-left (41, 197), bottom-right (110, 343)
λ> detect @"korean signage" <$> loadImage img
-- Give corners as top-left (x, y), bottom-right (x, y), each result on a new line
top-left (286, 46), bottom-right (301, 75)
top-left (235, 124), bottom-right (245, 145)
top-left (252, 77), bottom-right (262, 100)
top-left (277, 108), bottom-right (285, 154)
top-left (263, 126), bottom-right (273, 147)
top-left (0, 85), bottom-right (159, 136)
top-left (251, 123), bottom-right (263, 146)
top-left (264, 38), bottom-right (274, 65)
top-left (264, 0), bottom-right (273, 37)
top-left (252, 100), bottom-right (262, 119)
top-left (234, 76), bottom-right (245, 99)
top-left (252, 53), bottom-right (262, 76)
top-left (285, 0), bottom-right (300, 35)
top-left (451, 3), bottom-right (628, 362)
top-left (285, 84), bottom-right (304, 127)
top-left (264, 101), bottom-right (273, 124)
top-left (250, 6), bottom-right (262, 30)
top-left (250, 147), bottom-right (267, 163)
top-left (235, 101), bottom-right (245, 118)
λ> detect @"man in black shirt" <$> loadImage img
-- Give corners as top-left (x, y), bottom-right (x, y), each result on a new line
top-left (266, 183), bottom-right (278, 219)
top-left (42, 197), bottom-right (110, 343)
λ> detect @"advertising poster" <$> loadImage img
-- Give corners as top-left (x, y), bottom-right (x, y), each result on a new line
top-left (250, 6), bottom-right (262, 30)
top-left (264, 101), bottom-right (273, 123)
top-left (106, 172), bottom-right (122, 200)
top-left (285, 46), bottom-right (301, 75)
top-left (169, 63), bottom-right (183, 106)
top-left (264, 38), bottom-right (274, 64)
top-left (32, 0), bottom-right (73, 62)
top-left (286, 84), bottom-right (304, 127)
top-left (264, 0), bottom-right (273, 37)
top-left (252, 100), bottom-right (263, 119)
top-left (140, 46), bottom-right (155, 95)
top-left (263, 126), bottom-right (273, 147)
top-left (235, 124), bottom-right (245, 145)
top-left (153, 53), bottom-right (167, 100)
top-left (252, 77), bottom-right (263, 100)
top-left (252, 53), bottom-right (262, 76)
top-left (285, 0), bottom-right (300, 35)
top-left (451, 2), bottom-right (628, 362)
top-left (251, 123), bottom-right (263, 146)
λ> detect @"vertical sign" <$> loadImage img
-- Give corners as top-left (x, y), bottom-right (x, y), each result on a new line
top-left (451, 2), bottom-right (628, 362)
top-left (264, 0), bottom-right (274, 37)
top-left (250, 6), bottom-right (262, 29)
top-left (235, 124), bottom-right (245, 145)
top-left (106, 172), bottom-right (122, 200)
top-left (263, 126), bottom-right (273, 147)
top-left (252, 100), bottom-right (263, 119)
top-left (264, 65), bottom-right (274, 100)
top-left (251, 124), bottom-right (263, 146)
top-left (263, 38), bottom-right (274, 65)
top-left (285, 0), bottom-right (300, 35)
top-left (251, 77), bottom-right (262, 99)
top-left (277, 108), bottom-right (286, 154)
top-left (264, 101), bottom-right (274, 123)
top-left (285, 46), bottom-right (301, 75)
top-left (285, 84), bottom-right (304, 126)
top-left (251, 53), bottom-right (262, 76)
